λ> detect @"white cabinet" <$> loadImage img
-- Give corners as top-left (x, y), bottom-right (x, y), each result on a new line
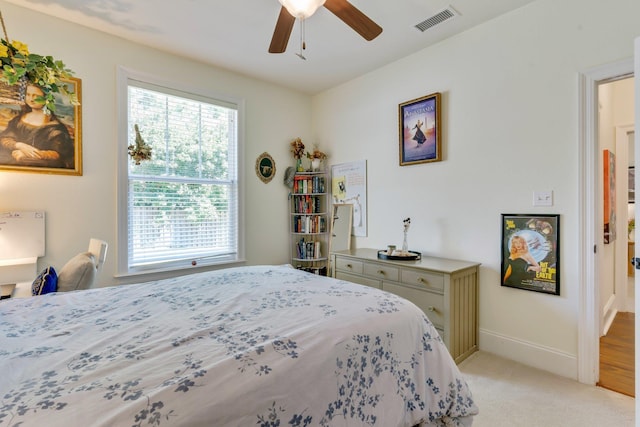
top-left (0, 257), bottom-right (38, 298)
top-left (289, 171), bottom-right (328, 275)
top-left (332, 248), bottom-right (480, 364)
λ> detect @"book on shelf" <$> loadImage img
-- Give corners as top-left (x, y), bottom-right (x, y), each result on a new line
top-left (295, 238), bottom-right (322, 260)
top-left (293, 215), bottom-right (326, 234)
top-left (293, 175), bottom-right (326, 194)
top-left (293, 195), bottom-right (323, 214)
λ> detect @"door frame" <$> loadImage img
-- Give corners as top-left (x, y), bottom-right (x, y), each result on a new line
top-left (578, 58), bottom-right (633, 385)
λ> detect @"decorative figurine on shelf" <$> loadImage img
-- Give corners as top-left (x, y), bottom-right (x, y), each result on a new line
top-left (402, 217), bottom-right (411, 253)
top-left (378, 217), bottom-right (420, 260)
top-left (290, 137), bottom-right (305, 171)
top-left (306, 145), bottom-right (327, 171)
top-left (128, 124), bottom-right (152, 165)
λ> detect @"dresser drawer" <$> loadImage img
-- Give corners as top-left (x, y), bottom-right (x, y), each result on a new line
top-left (363, 262), bottom-right (399, 281)
top-left (383, 282), bottom-right (444, 328)
top-left (332, 249), bottom-right (479, 364)
top-left (336, 272), bottom-right (382, 289)
top-left (401, 269), bottom-right (444, 292)
top-left (335, 257), bottom-right (363, 275)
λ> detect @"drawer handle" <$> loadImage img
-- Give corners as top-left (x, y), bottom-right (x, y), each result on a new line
top-left (418, 277), bottom-right (428, 284)
top-left (346, 264), bottom-right (352, 268)
top-left (377, 270), bottom-right (386, 275)
top-left (427, 306), bottom-right (436, 312)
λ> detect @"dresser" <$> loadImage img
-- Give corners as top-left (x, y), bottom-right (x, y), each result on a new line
top-left (332, 248), bottom-right (480, 364)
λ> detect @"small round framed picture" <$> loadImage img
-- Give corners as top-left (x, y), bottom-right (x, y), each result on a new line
top-left (256, 152), bottom-right (276, 183)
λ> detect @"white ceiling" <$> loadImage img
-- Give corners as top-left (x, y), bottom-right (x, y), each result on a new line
top-left (3, 0), bottom-right (536, 94)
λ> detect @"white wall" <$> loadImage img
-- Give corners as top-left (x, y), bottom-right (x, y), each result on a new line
top-left (0, 1), bottom-right (310, 284)
top-left (312, 0), bottom-right (640, 378)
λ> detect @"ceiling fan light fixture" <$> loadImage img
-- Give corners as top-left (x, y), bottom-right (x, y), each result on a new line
top-left (278, 0), bottom-right (326, 19)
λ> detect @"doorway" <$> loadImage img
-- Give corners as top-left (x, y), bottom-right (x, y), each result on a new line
top-left (595, 75), bottom-right (635, 397)
top-left (597, 77), bottom-right (635, 322)
top-left (578, 59), bottom-right (634, 388)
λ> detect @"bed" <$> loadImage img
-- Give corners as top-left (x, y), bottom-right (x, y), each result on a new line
top-left (0, 265), bottom-right (478, 426)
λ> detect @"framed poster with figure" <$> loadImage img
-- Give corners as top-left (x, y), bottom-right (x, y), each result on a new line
top-left (501, 214), bottom-right (560, 295)
top-left (0, 77), bottom-right (82, 175)
top-left (399, 92), bottom-right (441, 166)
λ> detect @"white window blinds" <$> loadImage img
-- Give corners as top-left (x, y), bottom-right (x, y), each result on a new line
top-left (126, 81), bottom-right (239, 270)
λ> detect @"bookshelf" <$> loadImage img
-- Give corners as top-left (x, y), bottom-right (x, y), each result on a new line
top-left (289, 171), bottom-right (328, 275)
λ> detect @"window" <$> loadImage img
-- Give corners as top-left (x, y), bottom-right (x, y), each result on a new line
top-left (119, 73), bottom-right (241, 274)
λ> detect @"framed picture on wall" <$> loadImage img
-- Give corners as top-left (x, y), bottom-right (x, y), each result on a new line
top-left (629, 166), bottom-right (635, 203)
top-left (603, 149), bottom-right (616, 243)
top-left (398, 92), bottom-right (441, 166)
top-left (501, 214), bottom-right (560, 295)
top-left (0, 77), bottom-right (82, 175)
top-left (255, 152), bottom-right (276, 183)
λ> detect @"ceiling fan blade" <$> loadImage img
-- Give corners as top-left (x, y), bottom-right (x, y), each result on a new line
top-left (324, 0), bottom-right (382, 41)
top-left (269, 6), bottom-right (296, 53)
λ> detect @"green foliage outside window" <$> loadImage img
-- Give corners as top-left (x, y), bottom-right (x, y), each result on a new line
top-left (128, 85), bottom-right (238, 268)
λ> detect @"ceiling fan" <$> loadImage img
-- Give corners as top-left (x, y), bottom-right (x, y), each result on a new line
top-left (269, 0), bottom-right (383, 54)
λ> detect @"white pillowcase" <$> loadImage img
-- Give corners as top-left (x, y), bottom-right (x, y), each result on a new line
top-left (57, 252), bottom-right (97, 292)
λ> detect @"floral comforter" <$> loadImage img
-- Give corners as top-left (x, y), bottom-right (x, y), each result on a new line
top-left (0, 265), bottom-right (477, 426)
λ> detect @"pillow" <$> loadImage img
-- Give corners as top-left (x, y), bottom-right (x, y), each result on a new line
top-left (32, 266), bottom-right (58, 296)
top-left (57, 252), bottom-right (97, 292)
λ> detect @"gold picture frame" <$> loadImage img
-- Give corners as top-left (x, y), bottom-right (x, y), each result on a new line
top-left (0, 77), bottom-right (82, 175)
top-left (398, 92), bottom-right (441, 166)
top-left (256, 152), bottom-right (276, 183)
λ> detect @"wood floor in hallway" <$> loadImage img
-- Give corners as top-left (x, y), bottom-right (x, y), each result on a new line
top-left (597, 311), bottom-right (635, 397)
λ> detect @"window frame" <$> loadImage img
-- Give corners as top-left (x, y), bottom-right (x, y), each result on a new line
top-left (116, 67), bottom-right (245, 277)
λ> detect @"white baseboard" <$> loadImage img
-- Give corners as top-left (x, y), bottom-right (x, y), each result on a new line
top-left (479, 328), bottom-right (577, 380)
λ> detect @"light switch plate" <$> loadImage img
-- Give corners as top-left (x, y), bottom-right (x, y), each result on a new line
top-left (533, 191), bottom-right (553, 207)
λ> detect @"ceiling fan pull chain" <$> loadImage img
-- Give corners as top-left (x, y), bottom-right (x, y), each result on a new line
top-left (297, 18), bottom-right (307, 60)
top-left (302, 18), bottom-right (306, 50)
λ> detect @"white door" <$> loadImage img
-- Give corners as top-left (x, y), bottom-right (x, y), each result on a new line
top-left (633, 35), bottom-right (640, 406)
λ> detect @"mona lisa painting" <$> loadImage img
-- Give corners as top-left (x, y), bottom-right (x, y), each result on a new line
top-left (0, 77), bottom-right (82, 175)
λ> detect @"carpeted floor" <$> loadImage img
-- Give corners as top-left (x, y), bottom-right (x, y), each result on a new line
top-left (458, 351), bottom-right (635, 427)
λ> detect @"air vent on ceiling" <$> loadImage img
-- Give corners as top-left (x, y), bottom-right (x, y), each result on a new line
top-left (414, 6), bottom-right (459, 32)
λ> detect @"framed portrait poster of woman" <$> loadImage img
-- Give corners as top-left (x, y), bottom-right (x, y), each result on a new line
top-left (501, 214), bottom-right (560, 295)
top-left (0, 77), bottom-right (82, 175)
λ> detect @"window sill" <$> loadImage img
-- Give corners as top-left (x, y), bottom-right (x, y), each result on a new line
top-left (113, 258), bottom-right (247, 285)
